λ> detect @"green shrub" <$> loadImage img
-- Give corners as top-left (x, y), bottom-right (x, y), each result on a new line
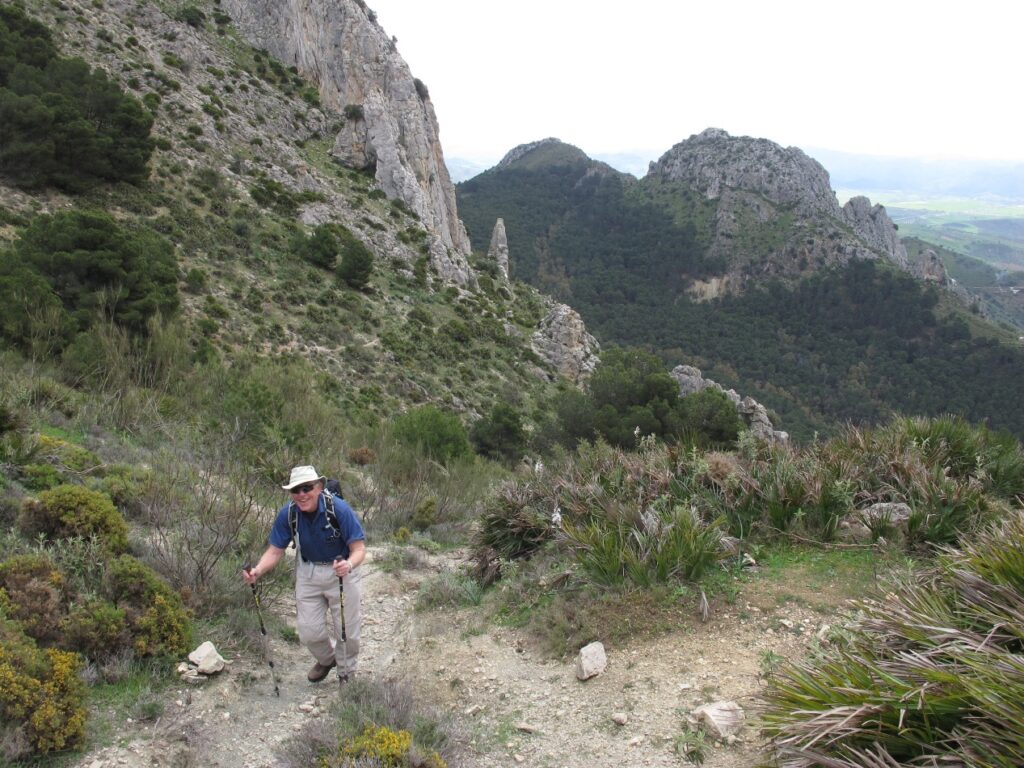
top-left (173, 6), bottom-right (205, 28)
top-left (88, 463), bottom-right (151, 519)
top-left (0, 616), bottom-right (86, 759)
top-left (0, 553), bottom-right (68, 643)
top-left (762, 509), bottom-right (1024, 766)
top-left (36, 434), bottom-right (99, 472)
top-left (295, 224), bottom-right (338, 269)
top-left (470, 402), bottom-right (527, 462)
top-left (411, 497), bottom-right (438, 531)
top-left (0, 6), bottom-right (154, 191)
top-left (60, 597), bottom-right (128, 659)
top-left (391, 406), bottom-right (470, 464)
top-left (105, 555), bottom-right (190, 657)
top-left (336, 228), bottom-right (374, 289)
top-left (18, 484), bottom-right (129, 552)
top-left (20, 462), bottom-right (60, 491)
top-left (1, 211), bottom-right (179, 351)
top-left (677, 388), bottom-right (743, 447)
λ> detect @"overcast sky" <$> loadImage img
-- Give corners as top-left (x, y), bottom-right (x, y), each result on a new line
top-left (367, 0), bottom-right (1023, 168)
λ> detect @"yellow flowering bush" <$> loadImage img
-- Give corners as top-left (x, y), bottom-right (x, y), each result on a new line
top-left (0, 615), bottom-right (86, 758)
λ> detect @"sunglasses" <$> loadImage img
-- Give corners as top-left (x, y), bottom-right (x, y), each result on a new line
top-left (289, 483), bottom-right (317, 495)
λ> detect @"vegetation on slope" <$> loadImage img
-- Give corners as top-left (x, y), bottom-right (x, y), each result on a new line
top-left (457, 146), bottom-right (1024, 441)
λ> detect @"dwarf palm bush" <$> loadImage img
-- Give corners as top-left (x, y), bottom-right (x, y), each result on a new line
top-left (762, 508), bottom-right (1024, 767)
top-left (561, 501), bottom-right (725, 586)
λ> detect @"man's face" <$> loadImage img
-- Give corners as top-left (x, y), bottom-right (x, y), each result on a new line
top-left (290, 482), bottom-right (322, 514)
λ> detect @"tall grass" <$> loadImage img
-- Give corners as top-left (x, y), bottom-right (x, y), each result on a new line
top-left (762, 508), bottom-right (1024, 767)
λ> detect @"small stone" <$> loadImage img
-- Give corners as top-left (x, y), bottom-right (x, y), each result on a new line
top-left (628, 736), bottom-right (643, 747)
top-left (612, 712), bottom-right (628, 726)
top-left (299, 704), bottom-right (315, 713)
top-left (513, 755), bottom-right (524, 763)
top-left (515, 722), bottom-right (538, 733)
top-left (575, 641), bottom-right (607, 680)
top-left (692, 701), bottom-right (745, 739)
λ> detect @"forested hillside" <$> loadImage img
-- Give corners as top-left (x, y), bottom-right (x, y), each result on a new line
top-left (458, 141), bottom-right (1024, 440)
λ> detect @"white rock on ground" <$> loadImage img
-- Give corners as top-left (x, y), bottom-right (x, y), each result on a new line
top-left (575, 641), bottom-right (607, 680)
top-left (692, 700), bottom-right (745, 739)
top-left (188, 641), bottom-right (226, 675)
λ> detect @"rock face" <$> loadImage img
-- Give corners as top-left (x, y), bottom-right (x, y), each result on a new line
top-left (842, 196), bottom-right (909, 270)
top-left (914, 247), bottom-right (948, 284)
top-left (646, 128), bottom-right (911, 288)
top-left (531, 302), bottom-right (600, 383)
top-left (671, 365), bottom-right (788, 443)
top-left (220, 0), bottom-right (473, 283)
top-left (488, 218), bottom-right (510, 281)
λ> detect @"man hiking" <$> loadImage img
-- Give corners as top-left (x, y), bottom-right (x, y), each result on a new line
top-left (243, 465), bottom-right (365, 684)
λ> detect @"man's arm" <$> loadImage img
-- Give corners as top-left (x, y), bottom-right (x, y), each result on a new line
top-left (333, 540), bottom-right (365, 578)
top-left (243, 545), bottom-right (286, 584)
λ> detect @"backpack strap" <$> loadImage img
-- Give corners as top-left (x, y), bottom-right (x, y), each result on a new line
top-left (322, 488), bottom-right (342, 537)
top-left (288, 501), bottom-right (299, 550)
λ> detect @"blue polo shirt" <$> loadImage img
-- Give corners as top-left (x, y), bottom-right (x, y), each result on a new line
top-left (269, 494), bottom-right (365, 563)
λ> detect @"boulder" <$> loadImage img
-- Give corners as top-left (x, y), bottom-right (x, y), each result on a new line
top-left (188, 641), bottom-right (225, 675)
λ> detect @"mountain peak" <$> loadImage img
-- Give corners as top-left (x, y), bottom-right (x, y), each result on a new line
top-left (648, 128), bottom-right (837, 215)
top-left (496, 138), bottom-right (591, 170)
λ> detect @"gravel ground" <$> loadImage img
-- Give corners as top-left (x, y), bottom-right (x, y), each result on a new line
top-left (72, 548), bottom-right (839, 768)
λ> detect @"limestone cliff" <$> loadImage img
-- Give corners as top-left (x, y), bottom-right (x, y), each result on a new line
top-left (647, 128), bottom-right (910, 293)
top-left (220, 0), bottom-right (473, 283)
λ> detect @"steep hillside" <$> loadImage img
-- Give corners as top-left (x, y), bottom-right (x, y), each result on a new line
top-left (457, 133), bottom-right (1024, 440)
top-left (0, 0), bottom-right (597, 428)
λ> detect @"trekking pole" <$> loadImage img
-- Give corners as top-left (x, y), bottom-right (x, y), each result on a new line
top-left (333, 557), bottom-right (348, 682)
top-left (245, 565), bottom-right (280, 697)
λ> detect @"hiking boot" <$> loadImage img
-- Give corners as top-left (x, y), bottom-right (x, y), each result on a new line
top-left (307, 660), bottom-right (336, 682)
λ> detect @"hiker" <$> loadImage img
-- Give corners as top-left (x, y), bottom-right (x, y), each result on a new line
top-left (243, 465), bottom-right (365, 683)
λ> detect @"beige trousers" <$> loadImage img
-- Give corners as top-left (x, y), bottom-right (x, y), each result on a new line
top-left (295, 561), bottom-right (361, 675)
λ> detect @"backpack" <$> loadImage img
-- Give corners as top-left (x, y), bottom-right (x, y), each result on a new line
top-left (288, 479), bottom-right (345, 550)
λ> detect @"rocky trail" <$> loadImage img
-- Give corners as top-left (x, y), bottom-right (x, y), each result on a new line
top-left (72, 547), bottom-right (844, 768)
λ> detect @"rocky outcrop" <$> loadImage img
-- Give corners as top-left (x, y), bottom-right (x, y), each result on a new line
top-left (220, 0), bottom-right (473, 284)
top-left (842, 196), bottom-right (909, 270)
top-left (488, 218), bottom-right (510, 281)
top-left (531, 302), bottom-right (600, 383)
top-left (649, 128), bottom-right (838, 217)
top-left (913, 247), bottom-right (947, 284)
top-left (645, 128), bottom-right (912, 287)
top-left (671, 365), bottom-right (788, 443)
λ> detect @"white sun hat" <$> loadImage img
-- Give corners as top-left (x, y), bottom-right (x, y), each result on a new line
top-left (281, 465), bottom-right (326, 490)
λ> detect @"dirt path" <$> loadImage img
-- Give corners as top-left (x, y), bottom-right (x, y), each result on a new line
top-left (72, 547), bottom-right (837, 768)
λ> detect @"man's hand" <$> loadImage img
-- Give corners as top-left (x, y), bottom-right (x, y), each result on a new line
top-left (333, 558), bottom-right (351, 578)
top-left (242, 566), bottom-right (258, 586)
